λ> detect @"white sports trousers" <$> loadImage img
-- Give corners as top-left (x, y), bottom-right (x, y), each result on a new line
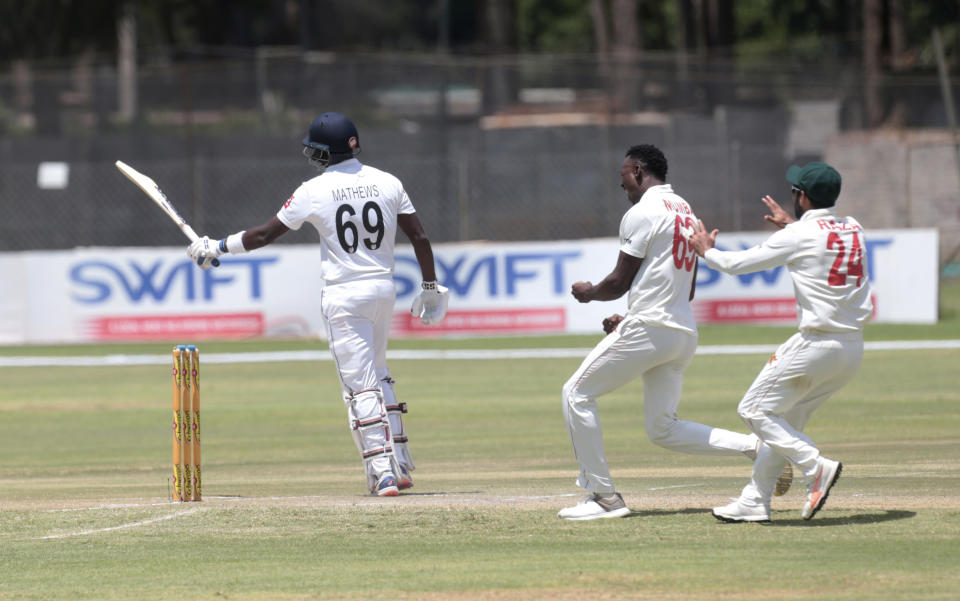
top-left (562, 317), bottom-right (755, 493)
top-left (321, 279), bottom-right (399, 479)
top-left (737, 331), bottom-right (863, 505)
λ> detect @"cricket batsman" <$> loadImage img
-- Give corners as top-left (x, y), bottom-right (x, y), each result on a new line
top-left (187, 112), bottom-right (449, 496)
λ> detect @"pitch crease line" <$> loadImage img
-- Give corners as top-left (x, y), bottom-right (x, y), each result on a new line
top-left (45, 501), bottom-right (190, 512)
top-left (38, 507), bottom-right (205, 539)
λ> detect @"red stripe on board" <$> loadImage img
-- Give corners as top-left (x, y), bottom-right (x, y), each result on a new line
top-left (86, 313), bottom-right (263, 340)
top-left (693, 298), bottom-right (797, 323)
top-left (393, 308), bottom-right (565, 336)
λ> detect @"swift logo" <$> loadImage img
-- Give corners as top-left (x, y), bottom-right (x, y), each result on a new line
top-left (393, 251), bottom-right (581, 298)
top-left (70, 256), bottom-right (279, 304)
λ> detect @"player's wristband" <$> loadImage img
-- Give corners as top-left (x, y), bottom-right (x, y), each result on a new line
top-left (220, 231), bottom-right (247, 255)
top-left (421, 281), bottom-right (438, 291)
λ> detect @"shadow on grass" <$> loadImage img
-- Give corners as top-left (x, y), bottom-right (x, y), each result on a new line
top-left (626, 508), bottom-right (916, 526)
top-left (629, 508), bottom-right (709, 518)
top-left (765, 509), bottom-right (916, 527)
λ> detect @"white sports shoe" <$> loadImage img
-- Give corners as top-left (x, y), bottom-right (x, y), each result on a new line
top-left (558, 493), bottom-right (630, 521)
top-left (802, 457), bottom-right (842, 520)
top-left (712, 499), bottom-right (771, 523)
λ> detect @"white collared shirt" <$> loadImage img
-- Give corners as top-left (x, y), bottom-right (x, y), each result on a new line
top-left (703, 208), bottom-right (873, 332)
top-left (277, 159), bottom-right (415, 284)
top-left (619, 184), bottom-right (699, 334)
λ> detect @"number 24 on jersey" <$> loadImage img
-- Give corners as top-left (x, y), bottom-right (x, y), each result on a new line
top-left (827, 231), bottom-right (864, 287)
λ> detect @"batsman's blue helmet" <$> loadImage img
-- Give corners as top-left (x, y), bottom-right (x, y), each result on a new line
top-left (302, 112), bottom-right (360, 168)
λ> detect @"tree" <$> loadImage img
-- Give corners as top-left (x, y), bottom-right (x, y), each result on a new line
top-left (482, 0), bottom-right (512, 112)
top-left (611, 0), bottom-right (641, 111)
top-left (590, 0), bottom-right (610, 55)
top-left (863, 0), bottom-right (885, 127)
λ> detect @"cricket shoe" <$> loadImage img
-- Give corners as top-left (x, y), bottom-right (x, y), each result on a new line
top-left (712, 500), bottom-right (770, 523)
top-left (397, 466), bottom-right (414, 491)
top-left (801, 458), bottom-right (842, 520)
top-left (374, 474), bottom-right (399, 497)
top-left (557, 493), bottom-right (630, 521)
top-left (774, 462), bottom-right (793, 497)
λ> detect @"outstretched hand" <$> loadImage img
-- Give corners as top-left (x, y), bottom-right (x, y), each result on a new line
top-left (687, 219), bottom-right (718, 257)
top-left (761, 195), bottom-right (795, 229)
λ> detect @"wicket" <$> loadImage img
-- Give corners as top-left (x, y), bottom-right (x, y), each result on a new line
top-left (172, 345), bottom-right (202, 502)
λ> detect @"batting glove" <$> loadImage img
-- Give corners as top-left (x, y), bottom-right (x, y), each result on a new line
top-left (410, 281), bottom-right (449, 325)
top-left (186, 236), bottom-right (222, 270)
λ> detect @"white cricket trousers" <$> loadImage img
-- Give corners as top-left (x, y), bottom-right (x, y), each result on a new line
top-left (562, 319), bottom-right (756, 493)
top-left (737, 330), bottom-right (863, 506)
top-left (321, 278), bottom-right (404, 487)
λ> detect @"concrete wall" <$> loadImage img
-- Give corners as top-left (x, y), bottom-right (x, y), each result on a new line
top-left (826, 130), bottom-right (960, 266)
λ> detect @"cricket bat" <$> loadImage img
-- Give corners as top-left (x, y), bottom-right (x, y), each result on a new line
top-left (115, 160), bottom-right (219, 266)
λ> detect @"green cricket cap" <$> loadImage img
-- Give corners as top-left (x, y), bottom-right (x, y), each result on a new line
top-left (785, 162), bottom-right (841, 206)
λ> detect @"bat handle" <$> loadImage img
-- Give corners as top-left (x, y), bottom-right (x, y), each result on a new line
top-left (196, 257), bottom-right (221, 268)
top-left (185, 226), bottom-right (220, 268)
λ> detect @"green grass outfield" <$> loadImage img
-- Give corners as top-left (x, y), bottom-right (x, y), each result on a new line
top-left (1, 280), bottom-right (959, 600)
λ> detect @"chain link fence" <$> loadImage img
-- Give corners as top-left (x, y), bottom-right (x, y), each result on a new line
top-left (0, 51), bottom-right (956, 251)
top-left (0, 143), bottom-right (791, 251)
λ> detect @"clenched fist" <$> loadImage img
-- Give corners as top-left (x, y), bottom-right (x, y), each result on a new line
top-left (602, 314), bottom-right (624, 334)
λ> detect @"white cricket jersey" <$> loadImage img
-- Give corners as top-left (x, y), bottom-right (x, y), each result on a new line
top-left (703, 208), bottom-right (873, 332)
top-left (619, 184), bottom-right (699, 334)
top-left (277, 159), bottom-right (415, 285)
